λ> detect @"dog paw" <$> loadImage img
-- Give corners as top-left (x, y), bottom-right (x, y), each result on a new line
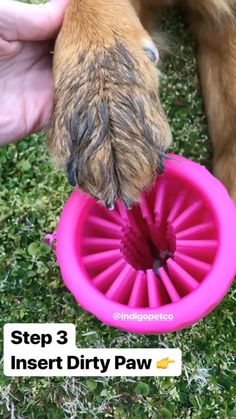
top-left (47, 33), bottom-right (172, 207)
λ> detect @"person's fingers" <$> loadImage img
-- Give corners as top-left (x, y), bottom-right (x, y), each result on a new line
top-left (0, 38), bottom-right (21, 58)
top-left (0, 0), bottom-right (69, 42)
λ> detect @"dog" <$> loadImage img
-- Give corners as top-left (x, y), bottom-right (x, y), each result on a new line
top-left (47, 0), bottom-right (236, 209)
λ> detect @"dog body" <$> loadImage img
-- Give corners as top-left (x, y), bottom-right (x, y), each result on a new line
top-left (47, 0), bottom-right (236, 207)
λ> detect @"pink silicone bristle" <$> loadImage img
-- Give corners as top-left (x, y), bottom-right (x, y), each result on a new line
top-left (132, 204), bottom-right (151, 231)
top-left (87, 215), bottom-right (122, 238)
top-left (116, 203), bottom-right (142, 237)
top-left (176, 239), bottom-right (218, 262)
top-left (82, 237), bottom-right (121, 253)
top-left (123, 249), bottom-right (152, 270)
top-left (140, 194), bottom-right (154, 225)
top-left (174, 251), bottom-right (211, 281)
top-left (92, 259), bottom-right (126, 291)
top-left (152, 179), bottom-right (171, 250)
top-left (83, 249), bottom-right (121, 270)
top-left (170, 201), bottom-right (204, 233)
top-left (123, 226), bottom-right (152, 253)
top-left (128, 271), bottom-right (148, 308)
top-left (106, 264), bottom-right (136, 303)
top-left (92, 204), bottom-right (124, 226)
top-left (158, 267), bottom-right (181, 303)
top-left (121, 246), bottom-right (147, 270)
top-left (154, 179), bottom-right (168, 225)
top-left (126, 212), bottom-right (143, 236)
top-left (166, 225), bottom-right (176, 254)
top-left (175, 221), bottom-right (216, 240)
top-left (123, 231), bottom-right (154, 263)
top-left (148, 225), bottom-right (161, 252)
top-left (116, 201), bottom-right (129, 221)
top-left (167, 258), bottom-right (199, 295)
top-left (167, 189), bottom-right (187, 224)
top-left (147, 269), bottom-right (170, 308)
top-left (106, 209), bottom-right (124, 226)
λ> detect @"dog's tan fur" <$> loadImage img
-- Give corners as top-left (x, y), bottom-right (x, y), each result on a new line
top-left (47, 0), bottom-right (236, 206)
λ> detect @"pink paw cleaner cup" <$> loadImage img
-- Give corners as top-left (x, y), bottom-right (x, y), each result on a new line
top-left (47, 155), bottom-right (236, 334)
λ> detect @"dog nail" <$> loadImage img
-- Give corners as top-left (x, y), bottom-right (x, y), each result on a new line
top-left (157, 158), bottom-right (165, 174)
top-left (67, 160), bottom-right (77, 187)
top-left (143, 41), bottom-right (159, 65)
top-left (105, 200), bottom-right (115, 211)
top-left (124, 198), bottom-right (133, 210)
top-left (144, 47), bottom-right (157, 63)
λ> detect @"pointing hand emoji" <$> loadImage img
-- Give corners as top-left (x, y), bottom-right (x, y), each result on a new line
top-left (156, 357), bottom-right (175, 369)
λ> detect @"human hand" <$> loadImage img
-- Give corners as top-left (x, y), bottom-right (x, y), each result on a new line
top-left (156, 357), bottom-right (175, 369)
top-left (0, 0), bottom-right (69, 146)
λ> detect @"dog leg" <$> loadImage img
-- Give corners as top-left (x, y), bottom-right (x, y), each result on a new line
top-left (188, 3), bottom-right (236, 201)
top-left (47, 0), bottom-right (172, 208)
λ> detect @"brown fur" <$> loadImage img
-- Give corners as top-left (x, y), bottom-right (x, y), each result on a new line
top-left (47, 0), bottom-right (236, 206)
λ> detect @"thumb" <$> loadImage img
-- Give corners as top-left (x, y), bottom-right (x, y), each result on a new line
top-left (0, 0), bottom-right (69, 42)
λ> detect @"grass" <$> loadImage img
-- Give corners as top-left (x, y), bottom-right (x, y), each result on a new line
top-left (0, 3), bottom-right (236, 419)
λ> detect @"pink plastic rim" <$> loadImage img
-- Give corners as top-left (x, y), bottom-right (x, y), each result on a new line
top-left (56, 155), bottom-right (236, 334)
